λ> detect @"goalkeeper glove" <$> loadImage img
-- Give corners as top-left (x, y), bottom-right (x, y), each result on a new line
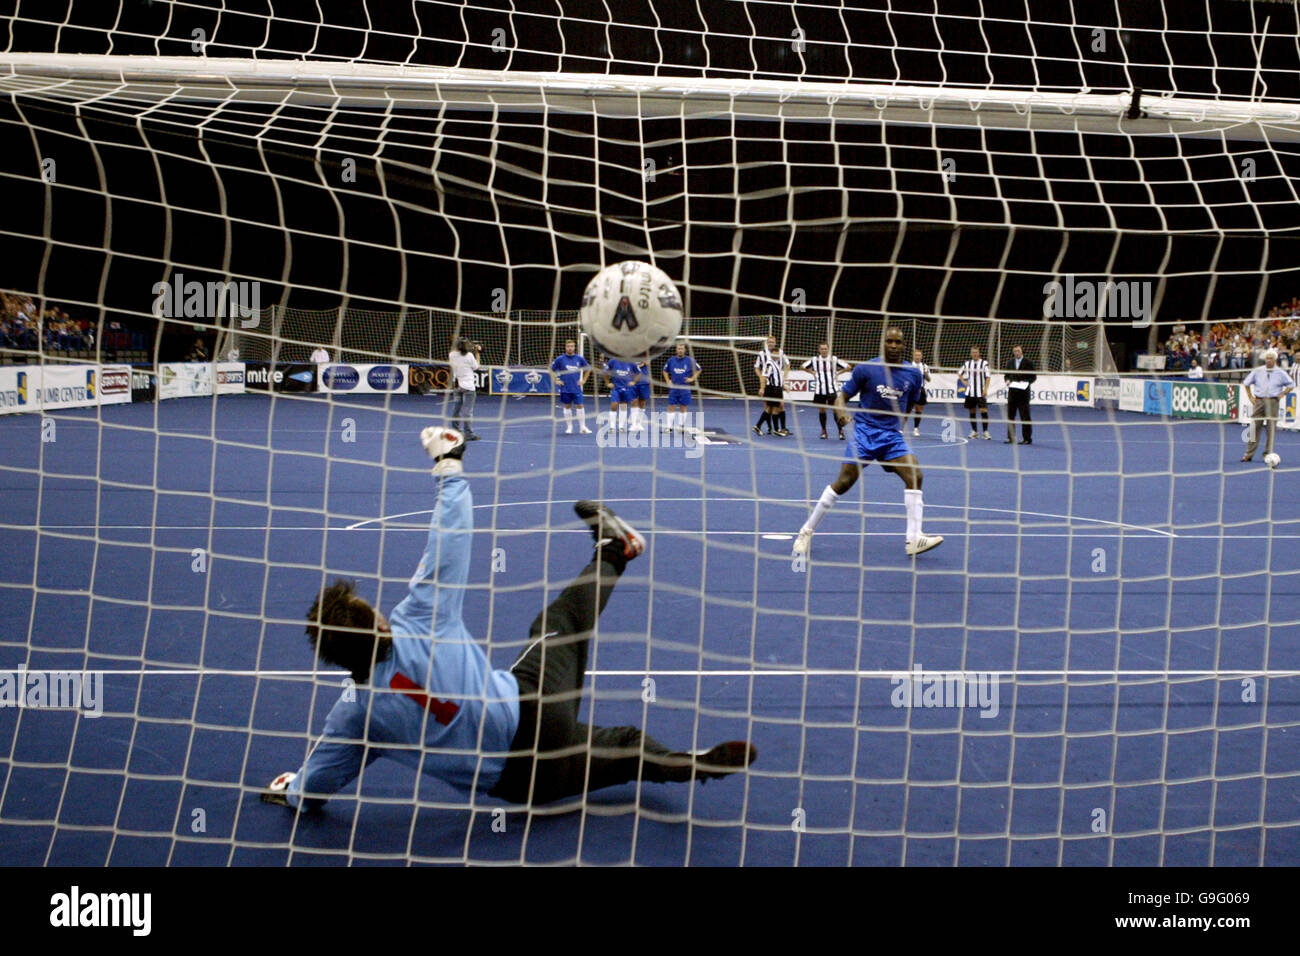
top-left (421, 426), bottom-right (466, 475)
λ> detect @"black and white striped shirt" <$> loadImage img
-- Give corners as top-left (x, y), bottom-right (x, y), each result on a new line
top-left (911, 360), bottom-right (930, 381)
top-left (802, 354), bottom-right (850, 394)
top-left (960, 358), bottom-right (990, 398)
top-left (755, 349), bottom-right (787, 387)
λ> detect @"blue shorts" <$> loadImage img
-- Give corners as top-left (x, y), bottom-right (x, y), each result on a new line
top-left (846, 424), bottom-right (911, 464)
top-left (635, 382), bottom-right (651, 401)
top-left (612, 386), bottom-right (637, 404)
top-left (668, 388), bottom-right (692, 407)
top-left (559, 391), bottom-right (583, 406)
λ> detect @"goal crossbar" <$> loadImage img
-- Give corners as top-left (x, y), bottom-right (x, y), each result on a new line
top-left (4, 54), bottom-right (1300, 139)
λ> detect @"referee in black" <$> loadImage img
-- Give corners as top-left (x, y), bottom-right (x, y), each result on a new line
top-left (959, 346), bottom-right (992, 439)
top-left (1003, 344), bottom-right (1035, 444)
top-left (802, 342), bottom-right (851, 439)
top-left (753, 336), bottom-right (790, 436)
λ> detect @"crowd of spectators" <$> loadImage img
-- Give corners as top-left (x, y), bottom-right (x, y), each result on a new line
top-left (1160, 297), bottom-right (1300, 373)
top-left (1, 294), bottom-right (95, 353)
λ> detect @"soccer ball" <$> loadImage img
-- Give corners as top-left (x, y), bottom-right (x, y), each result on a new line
top-left (579, 261), bottom-right (683, 361)
top-left (1265, 452), bottom-right (1281, 468)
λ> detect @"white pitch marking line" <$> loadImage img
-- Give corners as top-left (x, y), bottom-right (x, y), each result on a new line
top-left (19, 527), bottom-right (1292, 538)
top-left (341, 496), bottom-right (1177, 538)
top-left (71, 668), bottom-right (1300, 679)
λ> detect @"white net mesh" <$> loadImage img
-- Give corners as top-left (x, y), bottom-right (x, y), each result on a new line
top-left (1, 2), bottom-right (1299, 868)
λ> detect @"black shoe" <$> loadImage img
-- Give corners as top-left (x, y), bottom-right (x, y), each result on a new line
top-left (1003, 438), bottom-right (1013, 444)
top-left (1019, 439), bottom-right (1031, 445)
top-left (838, 432), bottom-right (845, 440)
top-left (465, 432), bottom-right (481, 441)
top-left (658, 741), bottom-right (757, 783)
top-left (574, 500), bottom-right (644, 560)
top-left (752, 425), bottom-right (762, 435)
top-left (820, 431), bottom-right (828, 440)
top-left (775, 429), bottom-right (790, 437)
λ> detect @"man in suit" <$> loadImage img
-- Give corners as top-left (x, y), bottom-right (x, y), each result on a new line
top-left (1004, 345), bottom-right (1035, 444)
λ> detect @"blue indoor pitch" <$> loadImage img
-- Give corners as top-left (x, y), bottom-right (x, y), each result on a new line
top-left (1, 393), bottom-right (1298, 866)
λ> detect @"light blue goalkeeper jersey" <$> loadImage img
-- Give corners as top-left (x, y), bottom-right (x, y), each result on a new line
top-left (287, 474), bottom-right (520, 809)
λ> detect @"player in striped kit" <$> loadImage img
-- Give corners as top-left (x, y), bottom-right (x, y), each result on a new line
top-left (753, 336), bottom-right (790, 437)
top-left (959, 346), bottom-right (992, 439)
top-left (909, 348), bottom-right (931, 436)
top-left (803, 342), bottom-right (852, 440)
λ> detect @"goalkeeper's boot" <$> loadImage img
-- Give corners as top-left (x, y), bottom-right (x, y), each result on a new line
top-left (655, 741), bottom-right (757, 784)
top-left (575, 500), bottom-right (645, 561)
top-left (905, 534), bottom-right (943, 556)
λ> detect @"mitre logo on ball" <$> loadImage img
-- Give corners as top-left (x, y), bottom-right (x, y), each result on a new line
top-left (579, 260), bottom-right (683, 362)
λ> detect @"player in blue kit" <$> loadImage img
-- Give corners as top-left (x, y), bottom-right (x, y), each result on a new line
top-left (633, 360), bottom-right (652, 431)
top-left (661, 342), bottom-right (701, 431)
top-left (792, 327), bottom-right (943, 558)
top-left (601, 355), bottom-right (641, 431)
top-left (550, 340), bottom-right (592, 434)
top-left (262, 428), bottom-right (755, 810)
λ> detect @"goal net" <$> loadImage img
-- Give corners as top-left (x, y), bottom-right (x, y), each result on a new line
top-left (2, 1), bottom-right (1299, 867)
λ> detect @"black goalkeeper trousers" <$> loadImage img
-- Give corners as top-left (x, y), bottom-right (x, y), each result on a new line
top-left (489, 551), bottom-right (679, 806)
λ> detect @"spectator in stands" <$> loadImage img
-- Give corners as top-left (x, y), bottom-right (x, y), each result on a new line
top-left (186, 337), bottom-right (209, 362)
top-left (310, 344), bottom-right (330, 364)
top-left (1187, 359), bottom-right (1204, 380)
top-left (1231, 334), bottom-right (1247, 370)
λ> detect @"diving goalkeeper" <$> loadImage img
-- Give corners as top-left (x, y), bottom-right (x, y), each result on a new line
top-left (262, 427), bottom-right (755, 810)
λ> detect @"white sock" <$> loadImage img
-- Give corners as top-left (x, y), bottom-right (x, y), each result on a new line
top-left (904, 489), bottom-right (922, 542)
top-left (577, 407), bottom-right (587, 428)
top-left (618, 406), bottom-right (628, 430)
top-left (563, 407), bottom-right (573, 427)
top-left (802, 486), bottom-right (840, 533)
top-left (633, 406), bottom-right (644, 429)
